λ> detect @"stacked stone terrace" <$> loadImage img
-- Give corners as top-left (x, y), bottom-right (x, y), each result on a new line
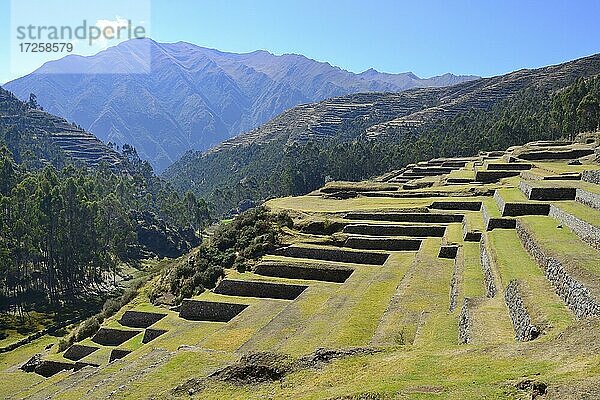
top-left (13, 138), bottom-right (600, 398)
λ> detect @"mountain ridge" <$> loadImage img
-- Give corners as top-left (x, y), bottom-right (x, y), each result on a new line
top-left (163, 52), bottom-right (600, 214)
top-left (5, 38), bottom-right (478, 171)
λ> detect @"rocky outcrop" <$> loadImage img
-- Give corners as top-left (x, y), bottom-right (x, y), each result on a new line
top-left (516, 220), bottom-right (600, 318)
top-left (504, 280), bottom-right (540, 341)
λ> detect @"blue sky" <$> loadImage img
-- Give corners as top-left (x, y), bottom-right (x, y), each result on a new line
top-left (1, 0), bottom-right (599, 83)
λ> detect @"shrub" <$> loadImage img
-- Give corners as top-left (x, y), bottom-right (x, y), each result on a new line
top-left (151, 206), bottom-right (291, 304)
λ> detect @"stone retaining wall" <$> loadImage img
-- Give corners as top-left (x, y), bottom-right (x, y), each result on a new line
top-left (504, 280), bottom-right (540, 341)
top-left (34, 360), bottom-right (74, 378)
top-left (516, 220), bottom-right (600, 318)
top-left (73, 361), bottom-right (99, 371)
top-left (344, 237), bottom-right (422, 251)
top-left (458, 298), bottom-right (473, 344)
top-left (518, 148), bottom-right (594, 160)
top-left (518, 181), bottom-right (577, 200)
top-left (298, 220), bottom-right (348, 235)
top-left (438, 245), bottom-right (459, 259)
top-left (475, 170), bottom-right (521, 182)
top-left (430, 201), bottom-right (482, 211)
top-left (344, 212), bottom-right (463, 223)
top-left (109, 349), bottom-right (132, 363)
top-left (91, 328), bottom-right (141, 346)
top-left (575, 188), bottom-right (600, 210)
top-left (549, 205), bottom-right (600, 250)
top-left (343, 224), bottom-right (446, 237)
top-left (119, 310), bottom-right (167, 328)
top-left (502, 203), bottom-right (550, 217)
top-left (275, 246), bottom-right (389, 265)
top-left (214, 279), bottom-right (308, 300)
top-left (63, 344), bottom-right (99, 361)
top-left (582, 170), bottom-right (600, 185)
top-left (254, 261), bottom-right (353, 283)
top-left (482, 203), bottom-right (516, 231)
top-left (449, 249), bottom-right (462, 312)
top-left (487, 163), bottom-right (532, 170)
top-left (179, 299), bottom-right (248, 322)
top-left (480, 238), bottom-right (497, 298)
top-left (142, 328), bottom-right (168, 344)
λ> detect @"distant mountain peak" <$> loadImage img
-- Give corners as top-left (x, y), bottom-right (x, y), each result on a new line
top-left (5, 39), bottom-right (479, 172)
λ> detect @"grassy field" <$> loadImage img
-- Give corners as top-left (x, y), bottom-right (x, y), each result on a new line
top-left (2, 144), bottom-right (600, 399)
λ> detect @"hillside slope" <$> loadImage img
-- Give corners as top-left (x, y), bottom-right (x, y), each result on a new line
top-left (0, 87), bottom-right (123, 169)
top-left (3, 139), bottom-right (600, 399)
top-left (4, 39), bottom-right (477, 171)
top-left (164, 53), bottom-right (600, 213)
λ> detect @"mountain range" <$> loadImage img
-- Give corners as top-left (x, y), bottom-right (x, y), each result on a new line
top-left (4, 38), bottom-right (477, 171)
top-left (163, 52), bottom-right (600, 213)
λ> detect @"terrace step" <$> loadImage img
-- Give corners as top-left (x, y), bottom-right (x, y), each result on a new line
top-left (343, 223), bottom-right (446, 237)
top-left (494, 190), bottom-right (550, 217)
top-left (274, 245), bottom-right (389, 265)
top-left (91, 328), bottom-right (142, 346)
top-left (548, 204), bottom-right (600, 250)
top-left (34, 360), bottom-right (74, 378)
top-left (109, 349), bottom-right (132, 363)
top-left (518, 181), bottom-right (577, 200)
top-left (179, 299), bottom-right (248, 322)
top-left (486, 162), bottom-right (533, 170)
top-left (475, 170), bottom-right (521, 182)
top-left (118, 311), bottom-right (167, 328)
top-left (254, 260), bottom-right (353, 283)
top-left (213, 279), bottom-right (308, 300)
top-left (345, 212), bottom-right (463, 223)
top-left (482, 203), bottom-right (516, 231)
top-left (438, 245), bottom-right (459, 259)
top-left (63, 344), bottom-right (99, 361)
top-left (344, 236), bottom-right (422, 251)
top-left (430, 201), bottom-right (482, 211)
top-left (141, 329), bottom-right (168, 344)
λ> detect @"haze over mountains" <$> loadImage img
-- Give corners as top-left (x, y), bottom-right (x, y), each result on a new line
top-left (5, 38), bottom-right (478, 171)
top-left (163, 52), bottom-right (600, 213)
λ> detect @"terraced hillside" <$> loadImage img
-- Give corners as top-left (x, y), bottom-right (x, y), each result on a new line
top-left (209, 53), bottom-right (600, 151)
top-left (2, 139), bottom-right (600, 399)
top-left (0, 87), bottom-right (123, 169)
top-left (164, 53), bottom-right (600, 215)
